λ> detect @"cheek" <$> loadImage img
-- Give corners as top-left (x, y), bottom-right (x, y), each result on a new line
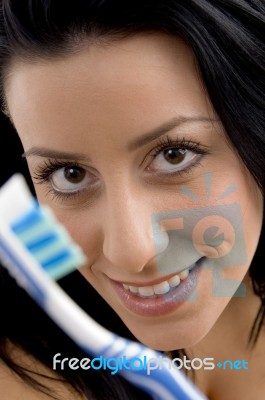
top-left (233, 174), bottom-right (263, 264)
top-left (192, 214), bottom-right (236, 259)
top-left (152, 171), bottom-right (263, 282)
top-left (63, 217), bottom-right (101, 263)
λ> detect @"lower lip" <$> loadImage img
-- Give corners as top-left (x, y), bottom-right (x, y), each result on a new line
top-left (111, 261), bottom-right (203, 317)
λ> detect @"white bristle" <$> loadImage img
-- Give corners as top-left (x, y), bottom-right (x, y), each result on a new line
top-left (0, 174), bottom-right (34, 224)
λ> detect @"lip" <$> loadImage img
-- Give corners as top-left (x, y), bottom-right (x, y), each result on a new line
top-left (109, 258), bottom-right (204, 317)
top-left (113, 270), bottom-right (189, 288)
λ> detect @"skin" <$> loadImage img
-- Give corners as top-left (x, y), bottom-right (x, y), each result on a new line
top-left (0, 343), bottom-right (85, 400)
top-left (3, 33), bottom-right (265, 398)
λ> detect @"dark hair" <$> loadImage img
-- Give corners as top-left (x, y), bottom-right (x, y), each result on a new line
top-left (0, 0), bottom-right (264, 398)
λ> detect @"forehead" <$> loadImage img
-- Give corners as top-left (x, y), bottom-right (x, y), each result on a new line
top-left (5, 33), bottom-right (212, 150)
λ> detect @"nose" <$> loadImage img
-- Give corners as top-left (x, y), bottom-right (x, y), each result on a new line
top-left (102, 190), bottom-right (158, 273)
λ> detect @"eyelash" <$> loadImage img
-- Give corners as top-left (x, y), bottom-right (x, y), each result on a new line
top-left (34, 159), bottom-right (82, 184)
top-left (149, 136), bottom-right (208, 159)
top-left (146, 135), bottom-right (209, 176)
top-left (32, 136), bottom-right (209, 200)
top-left (33, 159), bottom-right (90, 201)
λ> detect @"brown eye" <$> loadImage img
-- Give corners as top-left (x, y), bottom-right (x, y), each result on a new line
top-left (64, 166), bottom-right (86, 183)
top-left (147, 146), bottom-right (199, 174)
top-left (163, 148), bottom-right (187, 165)
top-left (50, 165), bottom-right (98, 193)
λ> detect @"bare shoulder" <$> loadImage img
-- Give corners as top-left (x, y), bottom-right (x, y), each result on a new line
top-left (0, 345), bottom-right (86, 400)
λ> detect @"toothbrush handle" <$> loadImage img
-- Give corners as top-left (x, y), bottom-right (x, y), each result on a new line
top-left (84, 337), bottom-right (207, 400)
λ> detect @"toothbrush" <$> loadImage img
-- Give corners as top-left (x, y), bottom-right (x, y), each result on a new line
top-left (0, 173), bottom-right (207, 400)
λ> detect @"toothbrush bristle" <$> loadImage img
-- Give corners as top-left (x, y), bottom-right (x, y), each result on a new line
top-left (11, 201), bottom-right (87, 280)
top-left (0, 174), bottom-right (87, 280)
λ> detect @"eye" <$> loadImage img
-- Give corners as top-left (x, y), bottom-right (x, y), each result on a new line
top-left (33, 160), bottom-right (99, 198)
top-left (146, 141), bottom-right (203, 175)
top-left (51, 166), bottom-right (94, 192)
top-left (154, 147), bottom-right (196, 169)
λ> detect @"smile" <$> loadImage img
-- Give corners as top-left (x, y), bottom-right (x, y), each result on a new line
top-left (122, 267), bottom-right (191, 298)
top-left (111, 258), bottom-right (205, 317)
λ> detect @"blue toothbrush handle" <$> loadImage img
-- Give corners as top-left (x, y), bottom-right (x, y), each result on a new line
top-left (82, 336), bottom-right (207, 400)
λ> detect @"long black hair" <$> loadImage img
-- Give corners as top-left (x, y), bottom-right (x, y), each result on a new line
top-left (0, 0), bottom-right (264, 398)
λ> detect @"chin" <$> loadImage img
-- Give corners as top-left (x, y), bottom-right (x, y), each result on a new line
top-left (124, 320), bottom-right (211, 352)
top-left (134, 333), bottom-right (206, 352)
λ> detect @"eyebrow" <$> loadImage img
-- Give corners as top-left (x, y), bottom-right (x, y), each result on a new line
top-left (23, 115), bottom-right (219, 160)
top-left (127, 116), bottom-right (219, 151)
top-left (22, 148), bottom-right (90, 161)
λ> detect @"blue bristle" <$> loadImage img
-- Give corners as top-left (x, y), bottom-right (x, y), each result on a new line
top-left (26, 232), bottom-right (58, 252)
top-left (0, 174), bottom-right (86, 282)
top-left (41, 249), bottom-right (73, 269)
top-left (10, 201), bottom-right (87, 280)
top-left (11, 200), bottom-right (41, 233)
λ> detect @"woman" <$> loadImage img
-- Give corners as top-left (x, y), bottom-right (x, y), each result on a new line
top-left (0, 0), bottom-right (264, 399)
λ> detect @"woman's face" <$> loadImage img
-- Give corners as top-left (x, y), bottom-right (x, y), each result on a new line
top-left (5, 34), bottom-right (263, 350)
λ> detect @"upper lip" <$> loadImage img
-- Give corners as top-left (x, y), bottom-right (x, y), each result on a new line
top-left (109, 265), bottom-right (196, 288)
top-left (108, 257), bottom-right (204, 287)
top-left (112, 273), bottom-right (180, 287)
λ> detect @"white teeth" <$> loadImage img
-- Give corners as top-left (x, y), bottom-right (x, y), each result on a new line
top-left (122, 266), bottom-right (192, 298)
top-left (138, 286), bottom-right (155, 297)
top-left (153, 281), bottom-right (170, 295)
top-left (129, 286), bottom-right (139, 294)
top-left (178, 270), bottom-right (189, 280)
top-left (168, 274), bottom-right (180, 288)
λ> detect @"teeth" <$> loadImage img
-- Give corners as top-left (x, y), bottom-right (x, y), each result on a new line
top-left (153, 281), bottom-right (170, 295)
top-left (138, 286), bottom-right (155, 297)
top-left (122, 267), bottom-right (191, 298)
top-left (178, 270), bottom-right (189, 280)
top-left (129, 286), bottom-right (139, 294)
top-left (168, 274), bottom-right (180, 288)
